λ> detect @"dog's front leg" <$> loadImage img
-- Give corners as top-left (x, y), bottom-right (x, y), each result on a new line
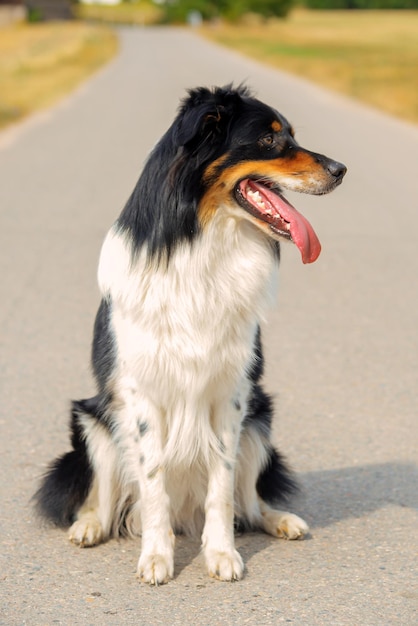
top-left (202, 397), bottom-right (245, 581)
top-left (133, 401), bottom-right (174, 585)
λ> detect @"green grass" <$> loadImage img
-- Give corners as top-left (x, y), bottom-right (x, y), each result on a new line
top-left (201, 10), bottom-right (418, 123)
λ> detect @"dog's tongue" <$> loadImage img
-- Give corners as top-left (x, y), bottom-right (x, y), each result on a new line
top-left (245, 181), bottom-right (321, 264)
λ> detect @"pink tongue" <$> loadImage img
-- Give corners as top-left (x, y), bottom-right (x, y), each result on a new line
top-left (251, 182), bottom-right (321, 264)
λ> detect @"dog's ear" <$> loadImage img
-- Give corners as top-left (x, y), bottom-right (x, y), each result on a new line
top-left (176, 86), bottom-right (245, 150)
top-left (176, 104), bottom-right (228, 148)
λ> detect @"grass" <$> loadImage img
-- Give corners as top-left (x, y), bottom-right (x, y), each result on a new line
top-left (0, 21), bottom-right (118, 130)
top-left (74, 0), bottom-right (163, 25)
top-left (200, 10), bottom-right (418, 124)
top-left (1, 10), bottom-right (416, 130)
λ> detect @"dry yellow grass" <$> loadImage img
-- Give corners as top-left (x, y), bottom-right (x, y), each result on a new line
top-left (201, 10), bottom-right (418, 124)
top-left (74, 0), bottom-right (162, 25)
top-left (0, 21), bottom-right (118, 129)
top-left (2, 12), bottom-right (416, 129)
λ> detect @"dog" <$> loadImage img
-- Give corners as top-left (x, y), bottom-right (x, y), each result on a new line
top-left (35, 85), bottom-right (346, 584)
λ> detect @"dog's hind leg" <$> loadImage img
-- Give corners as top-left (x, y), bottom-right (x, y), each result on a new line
top-left (258, 499), bottom-right (308, 540)
top-left (68, 476), bottom-right (103, 547)
top-left (256, 445), bottom-right (309, 540)
top-left (256, 442), bottom-right (309, 540)
top-left (235, 384), bottom-right (309, 540)
top-left (235, 429), bottom-right (309, 539)
top-left (69, 414), bottom-right (119, 548)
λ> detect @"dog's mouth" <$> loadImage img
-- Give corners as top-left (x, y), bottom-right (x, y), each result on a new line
top-left (235, 179), bottom-right (321, 264)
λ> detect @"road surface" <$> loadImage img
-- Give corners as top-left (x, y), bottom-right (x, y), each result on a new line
top-left (0, 27), bottom-right (417, 625)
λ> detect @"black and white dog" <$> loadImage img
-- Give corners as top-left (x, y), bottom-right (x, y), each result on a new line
top-left (35, 85), bottom-right (346, 584)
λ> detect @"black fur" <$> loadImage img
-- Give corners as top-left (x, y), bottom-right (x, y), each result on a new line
top-left (92, 299), bottom-right (115, 394)
top-left (33, 85), bottom-right (345, 542)
top-left (34, 402), bottom-right (93, 526)
top-left (116, 84), bottom-right (290, 261)
top-left (34, 85), bottom-right (301, 529)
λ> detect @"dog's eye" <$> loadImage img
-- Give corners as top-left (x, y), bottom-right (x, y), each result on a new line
top-left (259, 134), bottom-right (276, 149)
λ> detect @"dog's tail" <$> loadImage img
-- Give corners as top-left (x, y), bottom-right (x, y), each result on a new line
top-left (33, 398), bottom-right (97, 527)
top-left (256, 445), bottom-right (299, 504)
top-left (245, 382), bottom-right (299, 504)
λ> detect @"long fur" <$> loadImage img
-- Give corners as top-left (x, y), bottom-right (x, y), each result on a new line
top-left (35, 85), bottom-right (346, 584)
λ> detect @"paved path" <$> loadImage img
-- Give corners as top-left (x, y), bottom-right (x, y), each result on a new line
top-left (0, 27), bottom-right (417, 625)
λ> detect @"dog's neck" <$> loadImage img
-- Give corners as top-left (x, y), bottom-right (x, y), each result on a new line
top-left (98, 213), bottom-right (279, 324)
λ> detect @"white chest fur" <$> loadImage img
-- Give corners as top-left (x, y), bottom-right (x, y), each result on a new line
top-left (98, 215), bottom-right (278, 408)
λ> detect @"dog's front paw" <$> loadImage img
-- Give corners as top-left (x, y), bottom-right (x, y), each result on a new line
top-left (69, 514), bottom-right (103, 547)
top-left (205, 548), bottom-right (244, 581)
top-left (137, 553), bottom-right (174, 586)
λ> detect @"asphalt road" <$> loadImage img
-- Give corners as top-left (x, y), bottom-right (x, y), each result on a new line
top-left (0, 27), bottom-right (417, 626)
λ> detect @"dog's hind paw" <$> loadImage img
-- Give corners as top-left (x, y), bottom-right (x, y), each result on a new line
top-left (137, 553), bottom-right (174, 586)
top-left (69, 513), bottom-right (104, 547)
top-left (261, 508), bottom-right (309, 540)
top-left (205, 548), bottom-right (244, 581)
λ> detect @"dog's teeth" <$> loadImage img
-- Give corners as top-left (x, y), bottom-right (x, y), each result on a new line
top-left (248, 190), bottom-right (261, 201)
top-left (247, 189), bottom-right (267, 210)
top-left (247, 189), bottom-right (261, 200)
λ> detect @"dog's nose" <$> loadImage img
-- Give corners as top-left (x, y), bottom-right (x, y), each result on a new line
top-left (328, 160), bottom-right (347, 180)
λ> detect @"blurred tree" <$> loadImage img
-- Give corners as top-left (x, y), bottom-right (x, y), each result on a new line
top-left (161, 0), bottom-right (294, 23)
top-left (306, 0), bottom-right (418, 7)
top-left (246, 0), bottom-right (293, 17)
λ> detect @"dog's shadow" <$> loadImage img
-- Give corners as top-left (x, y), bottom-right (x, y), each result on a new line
top-left (174, 461), bottom-right (417, 579)
top-left (298, 461), bottom-right (417, 526)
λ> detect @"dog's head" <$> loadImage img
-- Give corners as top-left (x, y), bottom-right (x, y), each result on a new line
top-left (179, 85), bottom-right (346, 264)
top-left (122, 85), bottom-right (346, 263)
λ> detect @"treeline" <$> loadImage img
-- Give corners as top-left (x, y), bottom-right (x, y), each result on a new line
top-left (162, 0), bottom-right (292, 22)
top-left (161, 0), bottom-right (418, 21)
top-left (305, 0), bottom-right (418, 8)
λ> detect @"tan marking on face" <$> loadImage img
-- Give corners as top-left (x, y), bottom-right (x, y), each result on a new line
top-left (198, 151), bottom-right (331, 225)
top-left (198, 178), bottom-right (231, 225)
top-left (271, 120), bottom-right (282, 132)
top-left (207, 153), bottom-right (329, 191)
top-left (203, 153), bottom-right (230, 183)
